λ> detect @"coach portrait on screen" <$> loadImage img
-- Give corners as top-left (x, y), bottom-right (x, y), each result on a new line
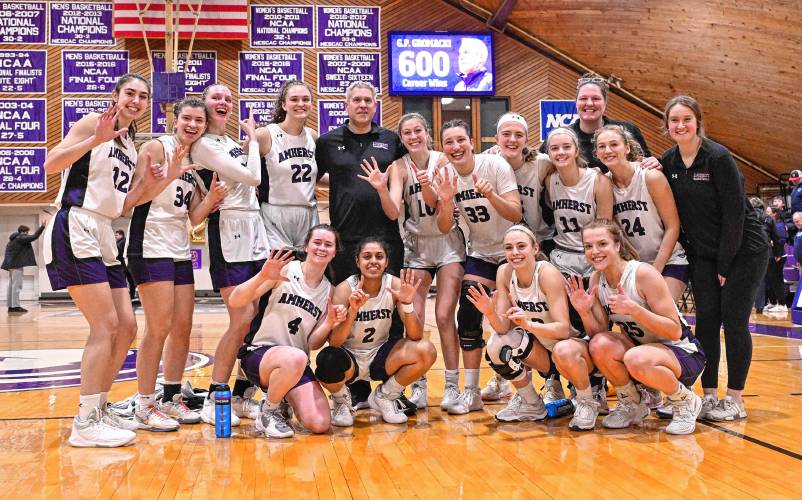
top-left (453, 37), bottom-right (493, 92)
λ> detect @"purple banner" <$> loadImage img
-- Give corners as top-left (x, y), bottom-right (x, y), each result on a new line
top-left (0, 50), bottom-right (46, 93)
top-left (62, 97), bottom-right (112, 138)
top-left (318, 99), bottom-right (381, 135)
top-left (250, 5), bottom-right (313, 48)
top-left (153, 50), bottom-right (217, 94)
top-left (190, 249), bottom-right (202, 270)
top-left (317, 52), bottom-right (380, 95)
top-left (239, 51), bottom-right (303, 95)
top-left (0, 99), bottom-right (45, 143)
top-left (151, 101), bottom-right (167, 134)
top-left (0, 2), bottom-right (46, 45)
top-left (49, 2), bottom-right (114, 46)
top-left (239, 99), bottom-right (276, 140)
top-left (0, 147), bottom-right (46, 192)
top-left (316, 6), bottom-right (380, 49)
top-left (62, 50), bottom-right (128, 94)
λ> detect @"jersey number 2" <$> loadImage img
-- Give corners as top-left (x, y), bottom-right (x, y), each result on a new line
top-left (362, 327), bottom-right (376, 343)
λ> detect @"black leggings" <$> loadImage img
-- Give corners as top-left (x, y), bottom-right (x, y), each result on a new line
top-left (691, 248), bottom-right (768, 391)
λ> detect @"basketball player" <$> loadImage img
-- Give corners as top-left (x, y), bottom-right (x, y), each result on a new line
top-left (316, 238), bottom-right (436, 425)
top-left (434, 119), bottom-right (522, 414)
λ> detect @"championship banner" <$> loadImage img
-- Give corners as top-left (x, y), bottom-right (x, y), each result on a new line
top-left (0, 99), bottom-right (46, 143)
top-left (153, 50), bottom-right (216, 94)
top-left (539, 100), bottom-right (578, 140)
top-left (318, 99), bottom-right (381, 135)
top-left (151, 101), bottom-right (168, 134)
top-left (239, 99), bottom-right (276, 140)
top-left (50, 2), bottom-right (115, 46)
top-left (0, 148), bottom-right (46, 192)
top-left (190, 249), bottom-right (202, 270)
top-left (0, 50), bottom-right (47, 94)
top-left (62, 50), bottom-right (128, 94)
top-left (250, 5), bottom-right (313, 48)
top-left (316, 5), bottom-right (380, 49)
top-left (239, 51), bottom-right (303, 95)
top-left (113, 0), bottom-right (248, 40)
top-left (62, 98), bottom-right (113, 138)
top-left (317, 53), bottom-right (380, 95)
top-left (0, 1), bottom-right (46, 45)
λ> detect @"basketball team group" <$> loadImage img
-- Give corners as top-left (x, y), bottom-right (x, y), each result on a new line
top-left (44, 71), bottom-right (768, 448)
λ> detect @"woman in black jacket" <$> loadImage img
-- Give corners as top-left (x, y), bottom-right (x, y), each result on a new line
top-left (661, 96), bottom-right (769, 422)
top-left (2, 222), bottom-right (45, 313)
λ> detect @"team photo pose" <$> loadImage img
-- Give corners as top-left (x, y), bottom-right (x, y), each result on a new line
top-left (233, 225), bottom-right (346, 438)
top-left (43, 73), bottom-right (152, 447)
top-left (316, 239), bottom-right (436, 425)
top-left (435, 119), bottom-right (522, 414)
top-left (467, 225), bottom-right (580, 422)
top-left (191, 83), bottom-right (268, 426)
top-left (563, 219), bottom-right (706, 434)
top-left (661, 96), bottom-right (768, 421)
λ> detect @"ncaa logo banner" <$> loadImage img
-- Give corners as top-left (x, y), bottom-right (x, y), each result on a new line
top-left (540, 100), bottom-right (578, 141)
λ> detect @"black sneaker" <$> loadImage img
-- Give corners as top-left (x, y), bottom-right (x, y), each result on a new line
top-left (396, 393), bottom-right (417, 416)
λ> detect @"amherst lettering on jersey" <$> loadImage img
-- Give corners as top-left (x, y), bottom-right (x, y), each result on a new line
top-left (278, 147), bottom-right (314, 163)
top-left (516, 300), bottom-right (548, 313)
top-left (107, 147), bottom-right (134, 169)
top-left (278, 292), bottom-right (323, 319)
top-left (552, 198), bottom-right (591, 214)
top-left (355, 308), bottom-right (392, 322)
top-left (455, 189), bottom-right (485, 203)
top-left (518, 185), bottom-right (537, 198)
top-left (229, 147), bottom-right (244, 159)
top-left (613, 200), bottom-right (649, 215)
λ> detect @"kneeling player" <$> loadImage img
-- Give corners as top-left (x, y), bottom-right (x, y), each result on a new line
top-left (316, 239), bottom-right (437, 425)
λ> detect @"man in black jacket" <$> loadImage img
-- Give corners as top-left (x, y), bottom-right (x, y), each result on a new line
top-left (2, 222), bottom-right (45, 313)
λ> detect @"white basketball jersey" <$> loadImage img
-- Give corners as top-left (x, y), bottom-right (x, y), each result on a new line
top-left (453, 154), bottom-right (519, 261)
top-left (509, 261), bottom-right (580, 351)
top-left (262, 123), bottom-right (317, 207)
top-left (55, 135), bottom-right (137, 218)
top-left (610, 164), bottom-right (687, 265)
top-left (193, 133), bottom-right (259, 211)
top-left (343, 273), bottom-right (395, 351)
top-left (513, 153), bottom-right (554, 242)
top-left (402, 152), bottom-right (444, 236)
top-left (597, 260), bottom-right (697, 352)
top-left (549, 168), bottom-right (598, 251)
top-left (248, 261), bottom-right (332, 354)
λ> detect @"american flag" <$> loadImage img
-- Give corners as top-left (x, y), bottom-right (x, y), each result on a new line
top-left (113, 0), bottom-right (248, 40)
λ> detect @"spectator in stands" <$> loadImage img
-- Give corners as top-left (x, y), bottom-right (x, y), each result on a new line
top-left (789, 170), bottom-right (802, 214)
top-left (793, 212), bottom-right (802, 268)
top-left (750, 198), bottom-right (785, 313)
top-left (2, 222), bottom-right (45, 313)
top-left (771, 196), bottom-right (790, 222)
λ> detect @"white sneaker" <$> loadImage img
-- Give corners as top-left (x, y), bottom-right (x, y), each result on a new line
top-left (232, 387), bottom-right (261, 420)
top-left (200, 395), bottom-right (241, 427)
top-left (775, 304), bottom-right (789, 313)
top-left (763, 304), bottom-right (778, 313)
top-left (638, 384), bottom-right (663, 410)
top-left (440, 383), bottom-right (461, 412)
top-left (698, 394), bottom-right (718, 420)
top-left (135, 404), bottom-right (180, 432)
top-left (592, 384), bottom-right (610, 415)
top-left (331, 391), bottom-right (354, 427)
top-left (255, 402), bottom-right (295, 438)
top-left (101, 406), bottom-right (140, 431)
top-left (480, 376), bottom-right (512, 401)
top-left (107, 394), bottom-right (137, 419)
top-left (158, 395), bottom-right (201, 424)
top-left (666, 391), bottom-right (703, 435)
top-left (495, 393), bottom-right (547, 422)
top-left (447, 387), bottom-right (484, 415)
top-left (69, 407), bottom-right (136, 448)
top-left (368, 384), bottom-right (408, 424)
top-left (602, 394), bottom-right (649, 429)
top-left (706, 395), bottom-right (747, 421)
top-left (542, 377), bottom-right (566, 404)
top-left (409, 379), bottom-right (428, 409)
top-left (569, 397), bottom-right (600, 431)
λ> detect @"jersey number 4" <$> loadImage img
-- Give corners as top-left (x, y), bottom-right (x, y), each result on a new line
top-left (290, 164), bottom-right (313, 183)
top-left (287, 317), bottom-right (302, 335)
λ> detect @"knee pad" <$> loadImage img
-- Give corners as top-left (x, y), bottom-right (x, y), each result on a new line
top-left (314, 346), bottom-right (351, 384)
top-left (485, 329), bottom-right (535, 379)
top-left (458, 280), bottom-right (488, 351)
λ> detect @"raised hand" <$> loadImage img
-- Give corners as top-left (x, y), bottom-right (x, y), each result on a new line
top-left (357, 156), bottom-right (389, 192)
top-left (434, 165), bottom-right (458, 202)
top-left (326, 299), bottom-right (348, 327)
top-left (165, 144), bottom-right (199, 181)
top-left (238, 116), bottom-right (257, 142)
top-left (258, 248), bottom-right (295, 282)
top-left (348, 276), bottom-right (370, 311)
top-left (94, 105), bottom-right (126, 144)
top-left (410, 159), bottom-right (432, 188)
top-left (472, 173), bottom-right (494, 197)
top-left (206, 172), bottom-right (229, 209)
top-left (465, 284), bottom-right (495, 316)
top-left (505, 307), bottom-right (530, 328)
top-left (565, 274), bottom-right (597, 313)
top-left (608, 284), bottom-right (636, 315)
top-left (389, 269), bottom-right (422, 305)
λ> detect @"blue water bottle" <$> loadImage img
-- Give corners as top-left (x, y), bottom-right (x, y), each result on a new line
top-left (545, 398), bottom-right (574, 419)
top-left (214, 384), bottom-right (231, 438)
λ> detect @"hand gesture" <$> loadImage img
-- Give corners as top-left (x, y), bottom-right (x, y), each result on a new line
top-left (94, 105), bottom-right (126, 144)
top-left (465, 284), bottom-right (495, 316)
top-left (239, 116), bottom-right (257, 142)
top-left (504, 291), bottom-right (529, 328)
top-left (139, 151), bottom-right (164, 187)
top-left (607, 284), bottom-right (636, 315)
top-left (410, 160), bottom-right (432, 189)
top-left (348, 276), bottom-right (370, 311)
top-left (434, 166), bottom-right (457, 202)
top-left (472, 173), bottom-right (494, 197)
top-left (357, 157), bottom-right (389, 192)
top-left (206, 172), bottom-right (229, 209)
top-left (565, 275), bottom-right (597, 313)
top-left (326, 299), bottom-right (348, 327)
top-left (640, 156), bottom-right (662, 170)
top-left (165, 144), bottom-right (199, 181)
top-left (258, 249), bottom-right (294, 282)
top-left (389, 269), bottom-right (422, 305)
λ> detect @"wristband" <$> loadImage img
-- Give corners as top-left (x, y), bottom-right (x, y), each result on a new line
top-left (400, 301), bottom-right (414, 314)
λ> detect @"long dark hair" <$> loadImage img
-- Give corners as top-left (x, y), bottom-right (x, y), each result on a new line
top-left (271, 79), bottom-right (313, 124)
top-left (354, 236), bottom-right (391, 277)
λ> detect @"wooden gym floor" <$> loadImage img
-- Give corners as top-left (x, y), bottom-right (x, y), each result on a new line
top-left (1, 299), bottom-right (801, 499)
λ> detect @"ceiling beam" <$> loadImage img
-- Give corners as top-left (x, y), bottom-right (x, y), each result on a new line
top-left (486, 0), bottom-right (518, 31)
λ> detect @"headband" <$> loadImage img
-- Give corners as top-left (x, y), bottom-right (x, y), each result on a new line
top-left (496, 113), bottom-right (528, 133)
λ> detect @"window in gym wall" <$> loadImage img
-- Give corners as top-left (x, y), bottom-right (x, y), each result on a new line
top-left (479, 97), bottom-right (510, 152)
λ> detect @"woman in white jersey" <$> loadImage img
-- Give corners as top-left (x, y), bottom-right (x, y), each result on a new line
top-left (595, 124), bottom-right (688, 301)
top-left (255, 79), bottom-right (319, 253)
top-left (544, 127), bottom-right (613, 278)
top-left (125, 97), bottom-right (227, 432)
top-left (358, 113), bottom-right (465, 411)
top-left (191, 84), bottom-right (268, 426)
top-left (467, 225), bottom-right (581, 422)
top-left (233, 225), bottom-right (347, 438)
top-left (43, 74), bottom-right (153, 448)
top-left (434, 119), bottom-right (522, 415)
top-left (315, 238), bottom-right (436, 425)
top-left (563, 219), bottom-right (705, 434)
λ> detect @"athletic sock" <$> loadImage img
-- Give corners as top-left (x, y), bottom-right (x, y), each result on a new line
top-left (669, 382), bottom-right (690, 400)
top-left (78, 394), bottom-right (102, 420)
top-left (138, 393), bottom-right (155, 410)
top-left (99, 392), bottom-right (109, 407)
top-left (381, 376), bottom-right (404, 399)
top-left (576, 386), bottom-right (593, 401)
top-left (516, 381), bottom-right (540, 405)
top-left (616, 381), bottom-right (639, 402)
top-left (162, 382), bottom-right (181, 403)
top-left (208, 382), bottom-right (228, 399)
top-left (464, 369), bottom-right (480, 389)
top-left (331, 387), bottom-right (348, 400)
top-left (233, 378), bottom-right (252, 398)
top-left (445, 369), bottom-right (459, 386)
